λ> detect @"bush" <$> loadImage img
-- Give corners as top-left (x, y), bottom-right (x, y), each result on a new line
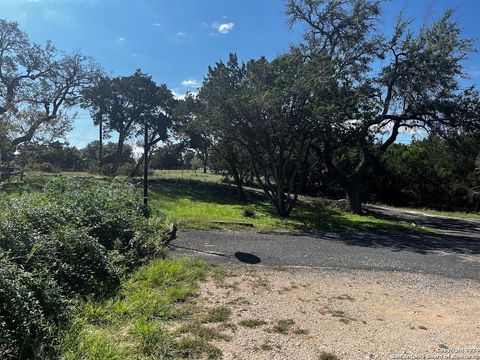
top-left (0, 177), bottom-right (168, 358)
top-left (242, 206), bottom-right (257, 218)
top-left (43, 177), bottom-right (145, 251)
top-left (25, 227), bottom-right (119, 298)
top-left (0, 259), bottom-right (67, 359)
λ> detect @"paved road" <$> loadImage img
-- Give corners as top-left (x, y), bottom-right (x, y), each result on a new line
top-left (365, 204), bottom-right (480, 238)
top-left (169, 207), bottom-right (480, 280)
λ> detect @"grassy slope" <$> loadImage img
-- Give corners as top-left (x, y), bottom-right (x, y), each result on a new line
top-left (149, 171), bottom-right (425, 232)
top-left (61, 258), bottom-right (227, 359)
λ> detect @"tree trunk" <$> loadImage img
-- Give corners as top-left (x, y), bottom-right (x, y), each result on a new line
top-left (112, 132), bottom-right (125, 177)
top-left (345, 181), bottom-right (362, 214)
top-left (276, 183), bottom-right (291, 217)
top-left (226, 159), bottom-right (246, 201)
top-left (318, 145), bottom-right (367, 215)
top-left (203, 150), bottom-right (208, 173)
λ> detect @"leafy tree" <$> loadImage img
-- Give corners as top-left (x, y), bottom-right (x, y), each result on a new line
top-left (200, 53), bottom-right (314, 216)
top-left (368, 134), bottom-right (480, 211)
top-left (287, 0), bottom-right (479, 213)
top-left (0, 19), bottom-right (100, 162)
top-left (209, 140), bottom-right (254, 200)
top-left (173, 94), bottom-right (212, 173)
top-left (80, 140), bottom-right (134, 174)
top-left (82, 70), bottom-right (174, 177)
top-left (149, 143), bottom-right (186, 169)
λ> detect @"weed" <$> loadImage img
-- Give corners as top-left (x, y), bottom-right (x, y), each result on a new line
top-left (271, 319), bottom-right (295, 334)
top-left (333, 294), bottom-right (355, 301)
top-left (176, 322), bottom-right (231, 341)
top-left (227, 297), bottom-right (250, 305)
top-left (175, 336), bottom-right (222, 359)
top-left (319, 351), bottom-right (340, 360)
top-left (293, 327), bottom-right (309, 335)
top-left (202, 306), bottom-right (232, 323)
top-left (242, 206), bottom-right (257, 218)
top-left (238, 319), bottom-right (267, 328)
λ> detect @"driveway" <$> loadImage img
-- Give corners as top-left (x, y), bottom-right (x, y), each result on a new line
top-left (365, 204), bottom-right (480, 237)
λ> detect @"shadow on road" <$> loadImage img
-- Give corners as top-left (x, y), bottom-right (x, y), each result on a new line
top-left (257, 229), bottom-right (480, 256)
top-left (365, 205), bottom-right (480, 235)
top-left (235, 252), bottom-right (261, 264)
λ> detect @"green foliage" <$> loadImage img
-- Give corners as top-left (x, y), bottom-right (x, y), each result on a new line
top-left (43, 177), bottom-right (145, 251)
top-left (369, 135), bottom-right (480, 211)
top-left (201, 306), bottom-right (231, 323)
top-left (61, 258), bottom-right (213, 359)
top-left (242, 206), bottom-right (257, 218)
top-left (0, 259), bottom-right (67, 359)
top-left (0, 177), bottom-right (168, 359)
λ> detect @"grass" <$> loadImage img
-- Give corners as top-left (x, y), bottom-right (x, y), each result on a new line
top-left (238, 319), bottom-right (267, 328)
top-left (2, 171), bottom-right (436, 232)
top-left (60, 257), bottom-right (226, 359)
top-left (318, 352), bottom-right (340, 360)
top-left (271, 319), bottom-right (295, 334)
top-left (328, 309), bottom-right (356, 324)
top-left (148, 174), bottom-right (426, 233)
top-left (201, 306), bottom-right (232, 323)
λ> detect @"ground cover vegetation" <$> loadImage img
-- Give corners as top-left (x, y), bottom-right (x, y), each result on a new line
top-left (0, 177), bottom-right (168, 359)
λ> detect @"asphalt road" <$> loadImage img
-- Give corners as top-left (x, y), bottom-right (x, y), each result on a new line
top-left (169, 208), bottom-right (480, 280)
top-left (365, 204), bottom-right (480, 238)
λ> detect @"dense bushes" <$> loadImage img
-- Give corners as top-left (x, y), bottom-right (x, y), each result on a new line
top-left (0, 177), bottom-right (167, 359)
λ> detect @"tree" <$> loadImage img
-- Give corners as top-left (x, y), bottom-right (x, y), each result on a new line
top-left (80, 140), bottom-right (134, 174)
top-left (287, 0), bottom-right (479, 213)
top-left (0, 19), bottom-right (99, 162)
top-left (82, 70), bottom-right (174, 177)
top-left (199, 53), bottom-right (314, 216)
top-left (173, 94), bottom-right (212, 173)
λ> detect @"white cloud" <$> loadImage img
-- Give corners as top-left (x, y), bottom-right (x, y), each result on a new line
top-left (213, 22), bottom-right (234, 34)
top-left (117, 36), bottom-right (125, 42)
top-left (172, 90), bottom-right (186, 100)
top-left (172, 90), bottom-right (198, 100)
top-left (176, 32), bottom-right (187, 37)
top-left (153, 22), bottom-right (161, 27)
top-left (181, 79), bottom-right (200, 88)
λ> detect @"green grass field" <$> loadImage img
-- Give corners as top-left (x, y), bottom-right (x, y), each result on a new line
top-left (149, 171), bottom-right (425, 232)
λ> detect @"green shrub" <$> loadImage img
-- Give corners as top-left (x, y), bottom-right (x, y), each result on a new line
top-left (242, 206), bottom-right (257, 218)
top-left (0, 177), bottom-right (168, 359)
top-left (25, 226), bottom-right (119, 298)
top-left (0, 194), bottom-right (71, 255)
top-left (44, 177), bottom-right (144, 252)
top-left (0, 259), bottom-right (67, 359)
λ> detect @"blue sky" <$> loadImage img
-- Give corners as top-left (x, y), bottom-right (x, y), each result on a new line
top-left (1, 0), bottom-right (480, 148)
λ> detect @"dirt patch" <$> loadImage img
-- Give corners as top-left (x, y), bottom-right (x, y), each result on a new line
top-left (195, 266), bottom-right (480, 359)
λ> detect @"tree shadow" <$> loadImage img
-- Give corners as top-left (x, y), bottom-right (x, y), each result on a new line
top-left (149, 178), bottom-right (264, 206)
top-left (259, 229), bottom-right (480, 256)
top-left (365, 205), bottom-right (480, 234)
